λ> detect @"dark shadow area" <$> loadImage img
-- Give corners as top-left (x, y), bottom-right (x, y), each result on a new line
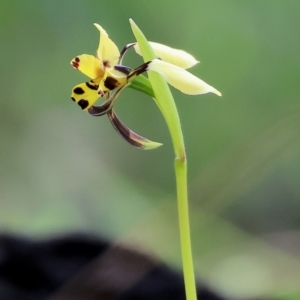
top-left (0, 233), bottom-right (226, 300)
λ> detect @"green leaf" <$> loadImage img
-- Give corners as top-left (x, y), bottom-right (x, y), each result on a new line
top-left (129, 75), bottom-right (155, 98)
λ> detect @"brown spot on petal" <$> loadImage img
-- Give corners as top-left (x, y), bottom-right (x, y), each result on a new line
top-left (72, 61), bottom-right (79, 69)
top-left (73, 87), bottom-right (85, 95)
top-left (86, 81), bottom-right (98, 90)
top-left (78, 99), bottom-right (89, 110)
top-left (103, 60), bottom-right (111, 68)
top-left (104, 77), bottom-right (120, 91)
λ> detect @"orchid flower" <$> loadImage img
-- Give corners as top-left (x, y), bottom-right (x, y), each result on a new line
top-left (70, 23), bottom-right (221, 149)
top-left (70, 24), bottom-right (162, 149)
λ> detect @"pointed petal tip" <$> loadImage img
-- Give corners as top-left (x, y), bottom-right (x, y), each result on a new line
top-left (93, 23), bottom-right (100, 30)
top-left (93, 23), bottom-right (108, 36)
top-left (129, 19), bottom-right (138, 32)
top-left (212, 89), bottom-right (222, 97)
top-left (141, 141), bottom-right (163, 150)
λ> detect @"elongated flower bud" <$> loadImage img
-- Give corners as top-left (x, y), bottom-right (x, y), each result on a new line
top-left (134, 42), bottom-right (199, 69)
top-left (148, 59), bottom-right (221, 96)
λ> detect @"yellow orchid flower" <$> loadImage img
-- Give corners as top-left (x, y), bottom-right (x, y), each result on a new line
top-left (70, 23), bottom-right (125, 110)
top-left (70, 24), bottom-right (220, 110)
top-left (70, 24), bottom-right (163, 149)
top-left (70, 23), bottom-right (221, 149)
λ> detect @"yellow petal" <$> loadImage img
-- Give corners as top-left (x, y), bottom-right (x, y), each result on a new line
top-left (134, 42), bottom-right (199, 69)
top-left (94, 23), bottom-right (120, 69)
top-left (71, 81), bottom-right (100, 110)
top-left (70, 54), bottom-right (104, 79)
top-left (148, 59), bottom-right (221, 96)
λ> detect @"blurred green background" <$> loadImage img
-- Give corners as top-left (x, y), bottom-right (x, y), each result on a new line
top-left (1, 1), bottom-right (300, 299)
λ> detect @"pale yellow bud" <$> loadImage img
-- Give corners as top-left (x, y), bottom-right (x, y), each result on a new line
top-left (134, 42), bottom-right (199, 69)
top-left (148, 59), bottom-right (221, 96)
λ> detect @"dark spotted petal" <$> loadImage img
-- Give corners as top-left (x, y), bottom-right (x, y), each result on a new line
top-left (107, 110), bottom-right (162, 150)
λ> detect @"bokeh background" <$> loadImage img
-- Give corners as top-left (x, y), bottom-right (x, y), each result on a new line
top-left (1, 1), bottom-right (300, 299)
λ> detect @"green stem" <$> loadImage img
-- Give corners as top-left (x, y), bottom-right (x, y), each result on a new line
top-left (175, 157), bottom-right (197, 300)
top-left (130, 19), bottom-right (197, 300)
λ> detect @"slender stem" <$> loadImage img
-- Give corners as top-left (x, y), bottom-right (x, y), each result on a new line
top-left (130, 19), bottom-right (197, 300)
top-left (175, 157), bottom-right (197, 300)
